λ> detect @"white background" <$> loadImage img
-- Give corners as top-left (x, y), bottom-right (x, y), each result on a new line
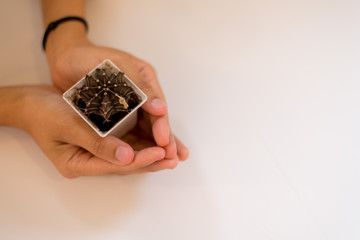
top-left (0, 0), bottom-right (359, 239)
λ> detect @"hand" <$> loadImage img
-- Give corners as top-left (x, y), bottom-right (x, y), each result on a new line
top-left (46, 40), bottom-right (188, 166)
top-left (22, 85), bottom-right (185, 178)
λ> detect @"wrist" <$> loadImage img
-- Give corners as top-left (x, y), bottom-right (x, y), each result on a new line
top-left (41, 0), bottom-right (87, 55)
top-left (0, 86), bottom-right (33, 131)
top-left (45, 21), bottom-right (89, 61)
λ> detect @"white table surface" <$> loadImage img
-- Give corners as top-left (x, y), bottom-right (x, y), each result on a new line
top-left (1, 0), bottom-right (359, 239)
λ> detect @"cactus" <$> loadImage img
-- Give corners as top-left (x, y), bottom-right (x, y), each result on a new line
top-left (73, 64), bottom-right (140, 132)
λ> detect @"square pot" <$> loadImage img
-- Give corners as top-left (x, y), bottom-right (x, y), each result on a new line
top-left (63, 59), bottom-right (147, 138)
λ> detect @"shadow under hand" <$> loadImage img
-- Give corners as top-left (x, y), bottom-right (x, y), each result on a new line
top-left (53, 174), bottom-right (146, 228)
top-left (14, 127), bottom-right (147, 230)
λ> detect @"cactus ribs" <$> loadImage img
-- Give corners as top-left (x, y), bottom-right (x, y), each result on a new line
top-left (73, 63), bottom-right (140, 132)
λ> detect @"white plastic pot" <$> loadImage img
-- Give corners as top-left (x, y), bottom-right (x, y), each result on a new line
top-left (63, 59), bottom-right (147, 138)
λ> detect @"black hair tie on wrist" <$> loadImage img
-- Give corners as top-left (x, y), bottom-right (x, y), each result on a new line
top-left (42, 16), bottom-right (88, 51)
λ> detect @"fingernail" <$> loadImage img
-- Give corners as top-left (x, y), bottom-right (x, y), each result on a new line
top-left (115, 146), bottom-right (132, 164)
top-left (151, 98), bottom-right (166, 109)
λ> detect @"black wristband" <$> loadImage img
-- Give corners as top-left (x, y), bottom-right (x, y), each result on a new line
top-left (42, 16), bottom-right (88, 51)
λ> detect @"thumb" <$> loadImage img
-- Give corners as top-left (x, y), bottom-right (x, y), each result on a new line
top-left (66, 125), bottom-right (135, 165)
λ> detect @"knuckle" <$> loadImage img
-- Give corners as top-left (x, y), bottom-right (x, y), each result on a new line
top-left (136, 61), bottom-right (156, 81)
top-left (55, 156), bottom-right (78, 179)
top-left (56, 151), bottom-right (83, 179)
top-left (90, 137), bottom-right (106, 156)
top-left (143, 61), bottom-right (156, 72)
top-left (136, 80), bottom-right (152, 95)
top-left (141, 64), bottom-right (156, 83)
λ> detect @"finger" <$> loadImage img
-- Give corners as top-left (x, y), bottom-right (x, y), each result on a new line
top-left (175, 136), bottom-right (189, 161)
top-left (137, 106), bottom-right (170, 147)
top-left (88, 147), bottom-right (165, 175)
top-left (151, 116), bottom-right (170, 147)
top-left (113, 55), bottom-right (171, 146)
top-left (121, 130), bottom-right (156, 151)
top-left (142, 98), bottom-right (167, 117)
top-left (58, 148), bottom-right (119, 178)
top-left (136, 156), bottom-right (179, 173)
top-left (61, 146), bottom-right (166, 178)
top-left (115, 56), bottom-right (169, 121)
top-left (137, 78), bottom-right (168, 116)
top-left (141, 105), bottom-right (171, 148)
top-left (112, 56), bottom-right (167, 113)
top-left (64, 122), bottom-right (134, 166)
top-left (132, 59), bottom-right (165, 102)
top-left (129, 146), bottom-right (166, 170)
top-left (164, 134), bottom-right (177, 159)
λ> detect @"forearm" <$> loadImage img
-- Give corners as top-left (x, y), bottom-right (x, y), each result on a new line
top-left (41, 0), bottom-right (85, 26)
top-left (0, 87), bottom-right (32, 131)
top-left (41, 0), bottom-right (88, 58)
